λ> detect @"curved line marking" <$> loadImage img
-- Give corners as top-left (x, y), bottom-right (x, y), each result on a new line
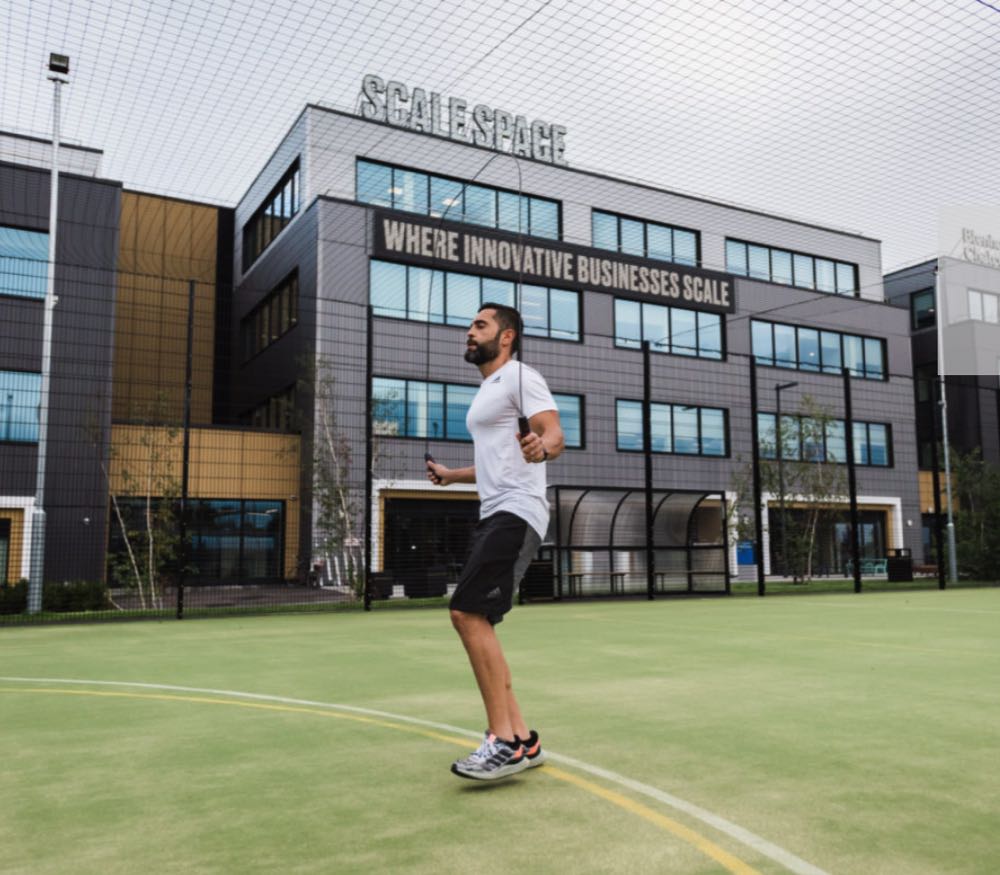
top-left (0, 676), bottom-right (828, 875)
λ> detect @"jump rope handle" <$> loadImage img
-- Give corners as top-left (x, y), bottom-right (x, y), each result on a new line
top-left (518, 416), bottom-right (531, 439)
top-left (425, 452), bottom-right (443, 485)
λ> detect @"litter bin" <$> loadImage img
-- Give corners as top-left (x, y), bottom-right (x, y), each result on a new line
top-left (886, 548), bottom-right (913, 582)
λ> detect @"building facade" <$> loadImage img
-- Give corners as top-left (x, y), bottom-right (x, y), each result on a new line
top-left (231, 104), bottom-right (922, 584)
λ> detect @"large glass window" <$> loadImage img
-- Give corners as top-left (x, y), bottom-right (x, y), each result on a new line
top-left (358, 160), bottom-right (560, 240)
top-left (242, 161), bottom-right (301, 271)
top-left (109, 498), bottom-right (284, 583)
top-left (614, 298), bottom-right (723, 360)
top-left (592, 210), bottom-right (700, 267)
top-left (616, 400), bottom-right (728, 456)
top-left (727, 238), bottom-right (857, 296)
top-left (0, 370), bottom-right (42, 443)
top-left (374, 377), bottom-right (582, 447)
top-left (369, 261), bottom-right (579, 342)
top-left (752, 320), bottom-right (886, 381)
top-left (757, 413), bottom-right (890, 466)
top-left (0, 226), bottom-right (48, 299)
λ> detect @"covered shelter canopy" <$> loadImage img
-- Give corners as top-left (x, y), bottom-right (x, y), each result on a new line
top-left (544, 485), bottom-right (729, 597)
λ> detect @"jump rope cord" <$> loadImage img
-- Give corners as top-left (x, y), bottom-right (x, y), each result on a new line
top-left (421, 151), bottom-right (529, 462)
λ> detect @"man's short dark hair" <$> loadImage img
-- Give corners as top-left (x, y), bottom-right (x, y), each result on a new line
top-left (480, 302), bottom-right (523, 356)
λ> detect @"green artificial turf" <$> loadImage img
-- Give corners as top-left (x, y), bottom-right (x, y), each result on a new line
top-left (1, 589), bottom-right (998, 874)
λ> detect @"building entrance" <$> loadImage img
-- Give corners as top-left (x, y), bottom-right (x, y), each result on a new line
top-left (383, 496), bottom-right (479, 584)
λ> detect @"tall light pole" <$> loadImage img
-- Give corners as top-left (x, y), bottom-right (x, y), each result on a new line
top-left (775, 381), bottom-right (798, 577)
top-left (28, 53), bottom-right (69, 614)
top-left (934, 265), bottom-right (958, 582)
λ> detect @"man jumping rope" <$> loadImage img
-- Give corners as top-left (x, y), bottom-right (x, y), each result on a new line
top-left (426, 303), bottom-right (564, 781)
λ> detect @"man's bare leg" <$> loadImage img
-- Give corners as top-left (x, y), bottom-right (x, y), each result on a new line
top-left (451, 609), bottom-right (527, 741)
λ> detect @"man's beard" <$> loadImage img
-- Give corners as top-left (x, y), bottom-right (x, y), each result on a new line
top-left (464, 330), bottom-right (502, 365)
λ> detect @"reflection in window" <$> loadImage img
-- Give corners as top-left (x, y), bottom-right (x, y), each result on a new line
top-left (616, 400), bottom-right (728, 456)
top-left (242, 161), bottom-right (300, 270)
top-left (0, 226), bottom-right (48, 299)
top-left (369, 261), bottom-right (579, 341)
top-left (752, 320), bottom-right (885, 381)
top-left (614, 298), bottom-right (723, 360)
top-left (726, 238), bottom-right (856, 296)
top-left (358, 160), bottom-right (560, 239)
top-left (592, 210), bottom-right (699, 267)
top-left (756, 413), bottom-right (890, 466)
top-left (0, 370), bottom-right (42, 443)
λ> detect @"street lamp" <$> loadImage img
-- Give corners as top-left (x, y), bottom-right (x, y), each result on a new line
top-left (27, 53), bottom-right (69, 613)
top-left (775, 381), bottom-right (798, 577)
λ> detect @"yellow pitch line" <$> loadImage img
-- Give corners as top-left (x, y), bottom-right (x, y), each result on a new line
top-left (1, 687), bottom-right (762, 875)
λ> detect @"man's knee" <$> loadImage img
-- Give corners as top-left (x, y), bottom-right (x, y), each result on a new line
top-left (451, 608), bottom-right (486, 635)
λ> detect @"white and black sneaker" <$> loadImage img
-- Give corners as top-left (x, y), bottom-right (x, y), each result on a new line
top-left (451, 732), bottom-right (528, 781)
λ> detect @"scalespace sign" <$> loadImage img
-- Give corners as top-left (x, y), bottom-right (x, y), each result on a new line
top-left (359, 74), bottom-right (568, 166)
top-left (373, 210), bottom-right (735, 314)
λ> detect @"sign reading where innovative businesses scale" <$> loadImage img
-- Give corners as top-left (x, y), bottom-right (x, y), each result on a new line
top-left (372, 210), bottom-right (736, 314)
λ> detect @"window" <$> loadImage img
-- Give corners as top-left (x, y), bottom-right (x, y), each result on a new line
top-left (552, 394), bottom-right (583, 448)
top-left (751, 319), bottom-right (886, 381)
top-left (726, 239), bottom-right (857, 296)
top-left (369, 260), bottom-right (580, 341)
top-left (242, 161), bottom-right (301, 271)
top-left (968, 289), bottom-right (999, 324)
top-left (357, 160), bottom-right (560, 240)
top-left (240, 272), bottom-right (299, 362)
top-left (592, 210), bottom-right (699, 267)
top-left (374, 377), bottom-right (582, 447)
top-left (910, 289), bottom-right (935, 330)
top-left (614, 298), bottom-right (724, 360)
top-left (616, 400), bottom-right (728, 456)
top-left (110, 498), bottom-right (284, 582)
top-left (243, 385), bottom-right (297, 432)
top-left (0, 370), bottom-right (42, 443)
top-left (757, 413), bottom-right (891, 466)
top-left (0, 226), bottom-right (48, 299)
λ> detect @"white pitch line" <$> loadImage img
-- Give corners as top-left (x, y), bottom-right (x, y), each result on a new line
top-left (0, 676), bottom-right (829, 875)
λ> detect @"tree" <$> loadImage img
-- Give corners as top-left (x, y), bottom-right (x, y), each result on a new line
top-left (303, 356), bottom-right (400, 597)
top-left (93, 396), bottom-right (181, 610)
top-left (951, 449), bottom-right (1000, 581)
top-left (731, 396), bottom-right (848, 582)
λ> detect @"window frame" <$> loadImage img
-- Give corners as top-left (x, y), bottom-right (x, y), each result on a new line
top-left (756, 411), bottom-right (892, 467)
top-left (613, 296), bottom-right (726, 361)
top-left (242, 161), bottom-right (301, 272)
top-left (615, 398), bottom-right (730, 458)
top-left (751, 319), bottom-right (887, 382)
top-left (356, 158), bottom-right (562, 240)
top-left (591, 208), bottom-right (701, 268)
top-left (726, 237), bottom-right (858, 297)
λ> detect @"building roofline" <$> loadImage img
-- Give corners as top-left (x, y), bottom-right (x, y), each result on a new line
top-left (0, 130), bottom-right (104, 155)
top-left (0, 158), bottom-right (122, 189)
top-left (304, 103), bottom-right (881, 245)
top-left (884, 257), bottom-right (937, 279)
top-left (123, 187), bottom-right (230, 212)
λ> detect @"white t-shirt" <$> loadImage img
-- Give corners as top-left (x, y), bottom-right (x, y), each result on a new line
top-left (465, 359), bottom-right (558, 539)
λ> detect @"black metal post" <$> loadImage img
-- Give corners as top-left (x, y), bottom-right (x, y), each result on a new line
top-left (364, 305), bottom-right (374, 611)
top-left (776, 386), bottom-right (785, 577)
top-left (642, 341), bottom-right (655, 600)
top-left (555, 485), bottom-right (564, 600)
top-left (177, 279), bottom-right (195, 620)
top-left (749, 358), bottom-right (766, 596)
top-left (843, 367), bottom-right (862, 593)
top-left (930, 381), bottom-right (946, 590)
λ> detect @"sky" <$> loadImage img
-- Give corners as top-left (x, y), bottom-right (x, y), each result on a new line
top-left (2, 0), bottom-right (997, 273)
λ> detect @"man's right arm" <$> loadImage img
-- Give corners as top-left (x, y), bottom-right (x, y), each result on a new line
top-left (427, 461), bottom-right (476, 486)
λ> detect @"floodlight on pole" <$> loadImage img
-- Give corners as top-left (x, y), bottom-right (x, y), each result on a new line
top-left (27, 53), bottom-right (69, 613)
top-left (775, 381), bottom-right (798, 577)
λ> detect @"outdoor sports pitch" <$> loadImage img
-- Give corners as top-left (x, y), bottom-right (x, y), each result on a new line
top-left (2, 589), bottom-right (997, 874)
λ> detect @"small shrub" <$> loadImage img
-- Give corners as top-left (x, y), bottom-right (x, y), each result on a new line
top-left (0, 579), bottom-right (28, 615)
top-left (42, 579), bottom-right (110, 613)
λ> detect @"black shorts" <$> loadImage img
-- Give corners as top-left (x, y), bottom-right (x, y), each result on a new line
top-left (450, 512), bottom-right (542, 625)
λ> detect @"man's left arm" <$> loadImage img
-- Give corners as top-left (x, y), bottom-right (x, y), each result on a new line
top-left (518, 409), bottom-right (564, 464)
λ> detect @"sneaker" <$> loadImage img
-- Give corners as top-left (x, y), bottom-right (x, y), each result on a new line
top-left (519, 729), bottom-right (546, 768)
top-left (451, 731), bottom-right (494, 772)
top-left (451, 734), bottom-right (528, 781)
